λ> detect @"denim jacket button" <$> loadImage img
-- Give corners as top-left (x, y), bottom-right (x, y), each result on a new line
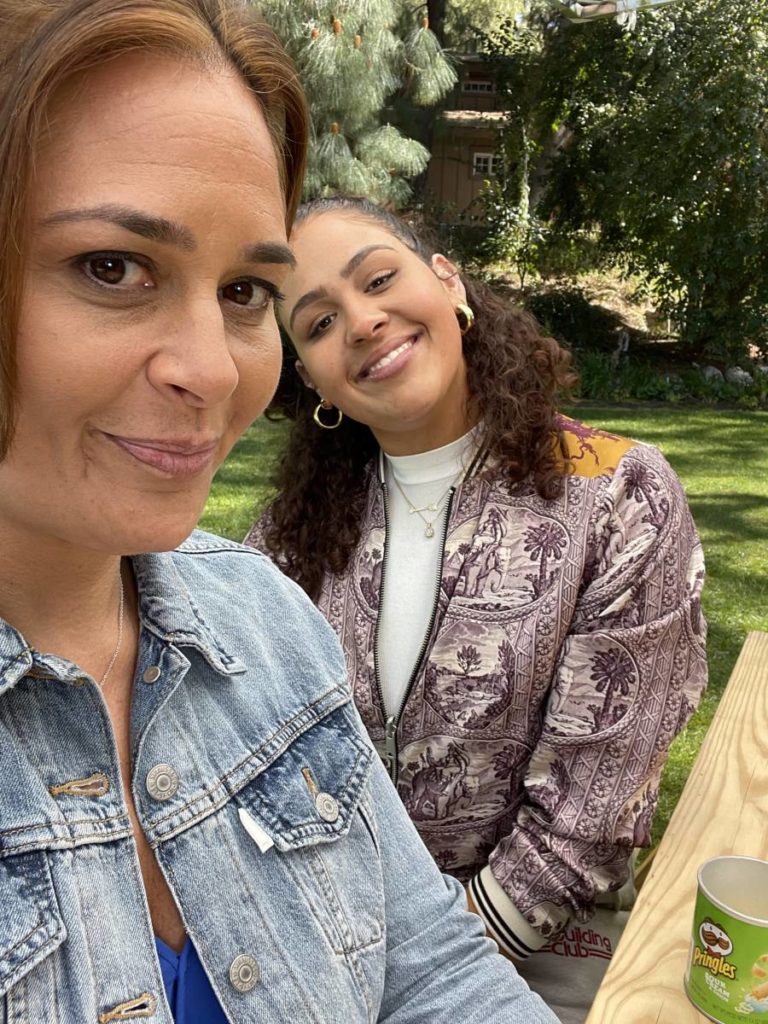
top-left (229, 954), bottom-right (260, 992)
top-left (315, 792), bottom-right (339, 823)
top-left (142, 665), bottom-right (162, 684)
top-left (146, 764), bottom-right (178, 801)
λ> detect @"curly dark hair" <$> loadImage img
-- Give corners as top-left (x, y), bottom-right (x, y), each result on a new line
top-left (260, 196), bottom-right (576, 600)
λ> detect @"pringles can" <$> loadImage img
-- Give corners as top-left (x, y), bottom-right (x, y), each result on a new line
top-left (685, 856), bottom-right (768, 1021)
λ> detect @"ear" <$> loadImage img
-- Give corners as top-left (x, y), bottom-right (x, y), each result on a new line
top-left (431, 253), bottom-right (467, 303)
top-left (295, 360), bottom-right (316, 391)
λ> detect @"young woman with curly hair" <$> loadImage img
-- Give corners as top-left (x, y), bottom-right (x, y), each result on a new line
top-left (247, 196), bottom-right (707, 1022)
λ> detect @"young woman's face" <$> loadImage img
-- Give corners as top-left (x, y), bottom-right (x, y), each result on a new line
top-left (1, 52), bottom-right (291, 555)
top-left (283, 213), bottom-right (474, 455)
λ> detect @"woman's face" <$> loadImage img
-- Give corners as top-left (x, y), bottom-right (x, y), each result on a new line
top-left (283, 213), bottom-right (473, 455)
top-left (1, 52), bottom-right (291, 555)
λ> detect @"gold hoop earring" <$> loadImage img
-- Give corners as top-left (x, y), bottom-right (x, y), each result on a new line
top-left (313, 399), bottom-right (343, 430)
top-left (455, 303), bottom-right (475, 335)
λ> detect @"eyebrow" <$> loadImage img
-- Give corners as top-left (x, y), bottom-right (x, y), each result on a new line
top-left (241, 241), bottom-right (296, 267)
top-left (289, 243), bottom-right (397, 330)
top-left (340, 244), bottom-right (396, 278)
top-left (43, 205), bottom-right (197, 251)
top-left (41, 204), bottom-right (295, 268)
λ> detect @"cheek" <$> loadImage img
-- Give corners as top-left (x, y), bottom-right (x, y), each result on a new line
top-left (234, 327), bottom-right (283, 418)
top-left (293, 347), bottom-right (337, 394)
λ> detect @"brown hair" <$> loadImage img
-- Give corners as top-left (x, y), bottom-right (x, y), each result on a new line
top-left (261, 196), bottom-right (577, 600)
top-left (0, 0), bottom-right (308, 456)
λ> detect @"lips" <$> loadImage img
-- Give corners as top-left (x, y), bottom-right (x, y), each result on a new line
top-left (357, 334), bottom-right (419, 381)
top-left (105, 434), bottom-right (220, 478)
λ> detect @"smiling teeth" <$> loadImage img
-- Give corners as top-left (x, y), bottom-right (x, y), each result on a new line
top-left (367, 339), bottom-right (414, 375)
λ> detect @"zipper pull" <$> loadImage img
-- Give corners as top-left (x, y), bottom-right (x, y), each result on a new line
top-left (383, 716), bottom-right (398, 782)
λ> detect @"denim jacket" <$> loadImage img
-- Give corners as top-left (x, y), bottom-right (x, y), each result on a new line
top-left (0, 531), bottom-right (556, 1024)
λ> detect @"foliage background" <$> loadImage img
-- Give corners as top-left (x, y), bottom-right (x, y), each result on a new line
top-left (485, 0), bottom-right (768, 362)
top-left (257, 0), bottom-right (456, 205)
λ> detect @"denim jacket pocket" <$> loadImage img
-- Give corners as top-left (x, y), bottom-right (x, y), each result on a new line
top-left (234, 704), bottom-right (374, 851)
top-left (234, 704), bottom-right (385, 957)
top-left (0, 849), bottom-right (66, 997)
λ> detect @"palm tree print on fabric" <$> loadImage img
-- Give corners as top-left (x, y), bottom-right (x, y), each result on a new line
top-left (527, 757), bottom-right (571, 816)
top-left (460, 507), bottom-right (508, 599)
top-left (589, 648), bottom-right (637, 729)
top-left (358, 546), bottom-right (383, 609)
top-left (492, 743), bottom-right (524, 800)
top-left (623, 461), bottom-right (668, 527)
top-left (523, 521), bottom-right (567, 598)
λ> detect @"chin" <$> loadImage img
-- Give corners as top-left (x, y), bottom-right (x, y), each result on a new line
top-left (101, 505), bottom-right (207, 556)
top-left (135, 520), bottom-right (204, 555)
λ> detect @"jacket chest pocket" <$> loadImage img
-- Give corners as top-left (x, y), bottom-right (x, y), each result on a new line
top-left (234, 706), bottom-right (385, 959)
top-left (0, 848), bottom-right (66, 1017)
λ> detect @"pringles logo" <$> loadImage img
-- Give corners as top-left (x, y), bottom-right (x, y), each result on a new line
top-left (693, 918), bottom-right (737, 979)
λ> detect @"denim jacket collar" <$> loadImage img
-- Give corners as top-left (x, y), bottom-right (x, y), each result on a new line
top-left (0, 543), bottom-right (245, 699)
top-left (132, 545), bottom-right (245, 678)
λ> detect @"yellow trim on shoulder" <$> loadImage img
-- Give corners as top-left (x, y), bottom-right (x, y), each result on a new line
top-left (557, 415), bottom-right (638, 478)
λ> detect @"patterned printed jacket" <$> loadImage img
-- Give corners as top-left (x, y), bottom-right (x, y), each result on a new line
top-left (248, 419), bottom-right (707, 940)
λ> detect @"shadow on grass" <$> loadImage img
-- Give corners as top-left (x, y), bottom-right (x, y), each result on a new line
top-left (688, 493), bottom-right (768, 543)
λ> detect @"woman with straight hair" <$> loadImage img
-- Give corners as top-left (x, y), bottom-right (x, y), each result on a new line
top-left (0, 4), bottom-right (557, 1022)
top-left (248, 195), bottom-right (708, 1021)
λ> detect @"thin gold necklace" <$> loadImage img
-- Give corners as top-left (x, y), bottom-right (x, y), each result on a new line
top-left (98, 574), bottom-right (125, 689)
top-left (391, 469), bottom-right (465, 539)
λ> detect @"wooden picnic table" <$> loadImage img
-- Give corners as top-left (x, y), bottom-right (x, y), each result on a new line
top-left (586, 630), bottom-right (768, 1024)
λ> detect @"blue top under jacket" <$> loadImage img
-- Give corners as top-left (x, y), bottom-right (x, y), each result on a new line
top-left (156, 937), bottom-right (227, 1022)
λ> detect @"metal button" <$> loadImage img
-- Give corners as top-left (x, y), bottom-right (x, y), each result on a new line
top-left (146, 764), bottom-right (178, 801)
top-left (229, 953), bottom-right (260, 992)
top-left (142, 665), bottom-right (162, 684)
top-left (315, 792), bottom-right (339, 823)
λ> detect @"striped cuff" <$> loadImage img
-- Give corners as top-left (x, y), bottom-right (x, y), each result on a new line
top-left (469, 866), bottom-right (548, 961)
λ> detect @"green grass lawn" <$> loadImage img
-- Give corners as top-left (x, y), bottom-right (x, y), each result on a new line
top-left (201, 403), bottom-right (768, 844)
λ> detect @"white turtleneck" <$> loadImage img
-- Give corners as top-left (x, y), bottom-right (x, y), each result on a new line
top-left (378, 428), bottom-right (478, 719)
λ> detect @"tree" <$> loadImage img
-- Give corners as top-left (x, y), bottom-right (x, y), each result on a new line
top-left (441, 0), bottom-right (526, 50)
top-left (256, 0), bottom-right (457, 206)
top-left (457, 644), bottom-right (482, 675)
top-left (489, 0), bottom-right (768, 360)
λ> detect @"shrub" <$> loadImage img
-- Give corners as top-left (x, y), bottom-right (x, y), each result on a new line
top-left (524, 288), bottom-right (626, 353)
top-left (572, 351), bottom-right (767, 408)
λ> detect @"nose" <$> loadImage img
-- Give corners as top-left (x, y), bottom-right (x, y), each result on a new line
top-left (148, 299), bottom-right (239, 407)
top-left (345, 296), bottom-right (389, 346)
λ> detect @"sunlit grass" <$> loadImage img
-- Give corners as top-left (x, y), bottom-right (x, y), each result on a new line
top-left (202, 404), bottom-right (768, 843)
top-left (200, 420), bottom-right (286, 540)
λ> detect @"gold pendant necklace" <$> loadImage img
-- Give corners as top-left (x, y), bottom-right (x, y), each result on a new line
top-left (391, 470), bottom-right (464, 539)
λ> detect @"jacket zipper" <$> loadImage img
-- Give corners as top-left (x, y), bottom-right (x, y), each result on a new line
top-left (374, 480), bottom-right (455, 785)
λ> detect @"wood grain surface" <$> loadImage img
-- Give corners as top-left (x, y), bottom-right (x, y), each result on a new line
top-left (586, 631), bottom-right (768, 1024)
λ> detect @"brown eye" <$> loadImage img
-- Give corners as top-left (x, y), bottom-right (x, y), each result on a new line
top-left (366, 270), bottom-right (396, 291)
top-left (89, 257), bottom-right (128, 284)
top-left (79, 253), bottom-right (153, 290)
top-left (308, 312), bottom-right (335, 339)
top-left (219, 279), bottom-right (276, 311)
